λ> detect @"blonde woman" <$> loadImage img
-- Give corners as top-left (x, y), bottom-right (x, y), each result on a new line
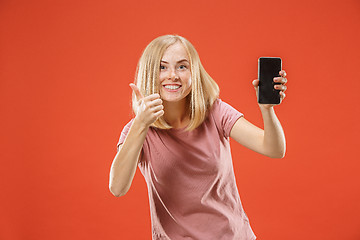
top-left (109, 34), bottom-right (287, 240)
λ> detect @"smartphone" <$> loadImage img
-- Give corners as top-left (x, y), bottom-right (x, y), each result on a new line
top-left (258, 57), bottom-right (282, 104)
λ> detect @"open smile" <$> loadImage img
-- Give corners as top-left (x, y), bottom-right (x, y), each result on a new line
top-left (163, 84), bottom-right (182, 92)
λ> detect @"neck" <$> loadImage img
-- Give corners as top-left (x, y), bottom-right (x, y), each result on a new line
top-left (163, 97), bottom-right (191, 129)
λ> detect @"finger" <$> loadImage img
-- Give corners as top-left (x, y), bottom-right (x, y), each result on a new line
top-left (143, 93), bottom-right (161, 102)
top-left (149, 98), bottom-right (163, 107)
top-left (279, 70), bottom-right (287, 77)
top-left (274, 77), bottom-right (287, 84)
top-left (151, 104), bottom-right (164, 112)
top-left (154, 110), bottom-right (164, 118)
top-left (145, 98), bottom-right (163, 109)
top-left (252, 79), bottom-right (259, 88)
top-left (129, 83), bottom-right (144, 100)
top-left (280, 91), bottom-right (286, 99)
top-left (274, 84), bottom-right (287, 91)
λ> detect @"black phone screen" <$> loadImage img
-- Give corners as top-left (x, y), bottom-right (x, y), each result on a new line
top-left (258, 57), bottom-right (282, 104)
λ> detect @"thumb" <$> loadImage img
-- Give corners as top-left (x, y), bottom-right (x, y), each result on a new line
top-left (129, 83), bottom-right (144, 100)
top-left (252, 79), bottom-right (259, 89)
top-left (252, 79), bottom-right (259, 99)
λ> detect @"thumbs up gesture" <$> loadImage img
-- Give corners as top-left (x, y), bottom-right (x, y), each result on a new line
top-left (129, 83), bottom-right (164, 128)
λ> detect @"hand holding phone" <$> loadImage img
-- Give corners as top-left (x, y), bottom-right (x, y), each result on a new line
top-left (258, 57), bottom-right (283, 105)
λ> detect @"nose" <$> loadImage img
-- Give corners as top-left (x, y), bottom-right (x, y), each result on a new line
top-left (168, 68), bottom-right (178, 80)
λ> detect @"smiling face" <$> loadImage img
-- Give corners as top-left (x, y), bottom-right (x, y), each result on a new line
top-left (159, 41), bottom-right (192, 103)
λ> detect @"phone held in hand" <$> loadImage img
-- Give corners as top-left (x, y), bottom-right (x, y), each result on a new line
top-left (258, 57), bottom-right (282, 104)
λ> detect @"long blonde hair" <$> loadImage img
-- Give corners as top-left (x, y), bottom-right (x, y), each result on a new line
top-left (133, 34), bottom-right (219, 131)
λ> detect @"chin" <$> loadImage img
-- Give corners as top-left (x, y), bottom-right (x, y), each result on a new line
top-left (160, 93), bottom-right (179, 101)
top-left (160, 87), bottom-right (191, 102)
top-left (162, 97), bottom-right (182, 103)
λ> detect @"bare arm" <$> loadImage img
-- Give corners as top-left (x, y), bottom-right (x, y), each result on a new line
top-left (109, 118), bottom-right (149, 197)
top-left (230, 107), bottom-right (286, 158)
top-left (230, 70), bottom-right (287, 158)
top-left (109, 84), bottom-right (164, 197)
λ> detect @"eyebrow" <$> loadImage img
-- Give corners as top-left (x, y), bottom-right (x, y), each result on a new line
top-left (161, 59), bottom-right (189, 64)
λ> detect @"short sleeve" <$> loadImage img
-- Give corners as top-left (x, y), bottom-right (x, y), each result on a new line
top-left (211, 99), bottom-right (243, 138)
top-left (116, 119), bottom-right (134, 152)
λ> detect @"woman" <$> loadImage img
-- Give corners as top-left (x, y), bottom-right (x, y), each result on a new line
top-left (109, 34), bottom-right (287, 240)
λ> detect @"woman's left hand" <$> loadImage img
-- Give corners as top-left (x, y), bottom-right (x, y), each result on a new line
top-left (252, 70), bottom-right (288, 109)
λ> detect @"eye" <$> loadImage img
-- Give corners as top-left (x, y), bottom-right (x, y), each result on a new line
top-left (160, 65), bottom-right (166, 70)
top-left (178, 65), bottom-right (187, 70)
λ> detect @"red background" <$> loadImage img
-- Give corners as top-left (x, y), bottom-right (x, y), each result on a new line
top-left (1, 0), bottom-right (359, 239)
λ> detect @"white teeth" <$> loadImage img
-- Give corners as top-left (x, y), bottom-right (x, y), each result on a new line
top-left (164, 85), bottom-right (180, 90)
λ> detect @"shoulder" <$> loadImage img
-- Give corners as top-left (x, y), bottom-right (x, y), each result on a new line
top-left (117, 118), bottom-right (135, 148)
top-left (121, 118), bottom-right (135, 134)
top-left (210, 98), bottom-right (239, 115)
top-left (209, 98), bottom-right (244, 138)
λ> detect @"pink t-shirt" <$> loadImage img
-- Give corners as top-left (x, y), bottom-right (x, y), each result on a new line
top-left (117, 99), bottom-right (256, 240)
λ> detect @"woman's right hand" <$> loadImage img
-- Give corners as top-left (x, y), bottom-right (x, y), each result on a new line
top-left (129, 83), bottom-right (164, 128)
